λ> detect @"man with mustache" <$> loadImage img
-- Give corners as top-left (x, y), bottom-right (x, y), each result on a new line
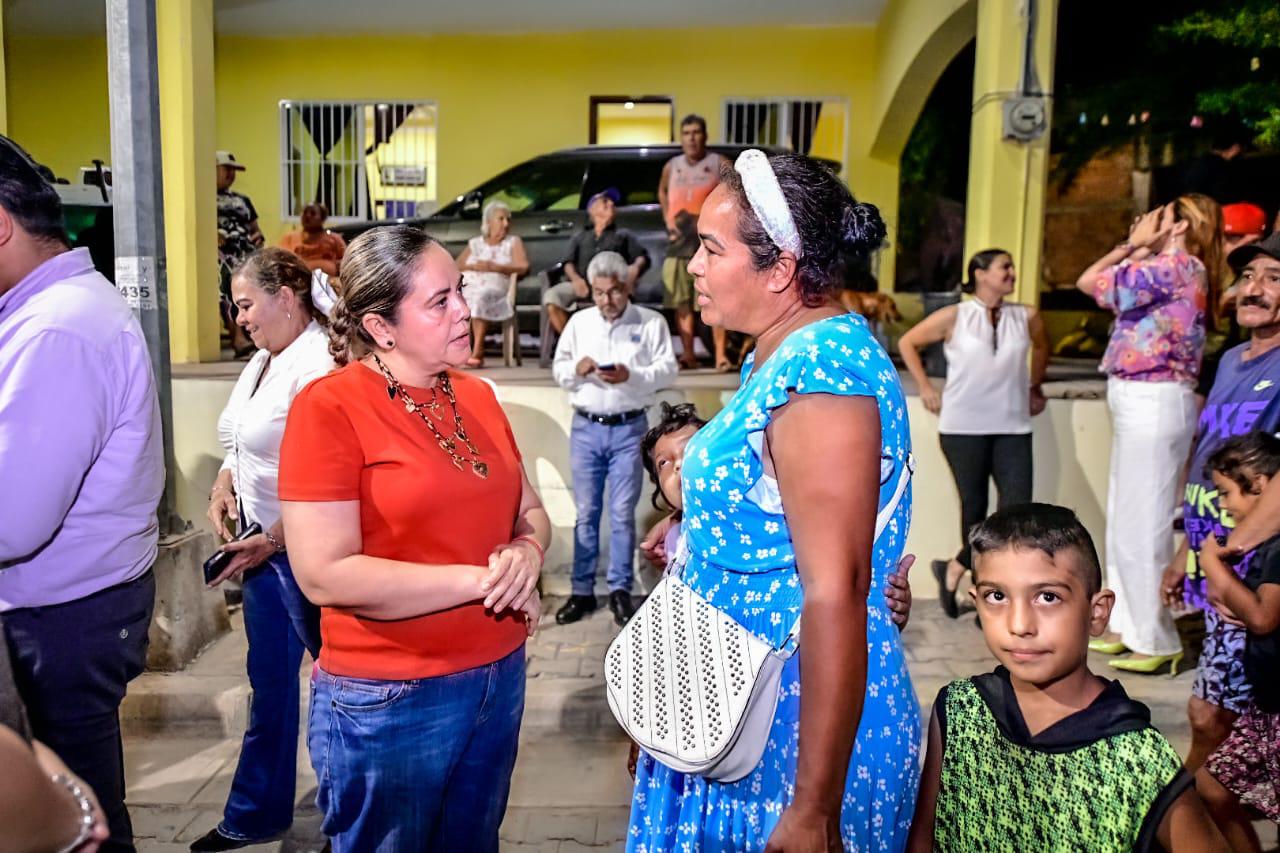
top-left (1162, 231), bottom-right (1280, 771)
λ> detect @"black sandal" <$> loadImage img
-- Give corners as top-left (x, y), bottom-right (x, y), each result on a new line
top-left (932, 559), bottom-right (960, 619)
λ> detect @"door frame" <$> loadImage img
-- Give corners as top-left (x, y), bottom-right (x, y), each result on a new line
top-left (588, 96), bottom-right (676, 145)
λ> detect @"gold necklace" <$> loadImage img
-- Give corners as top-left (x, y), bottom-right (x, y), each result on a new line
top-left (371, 355), bottom-right (489, 479)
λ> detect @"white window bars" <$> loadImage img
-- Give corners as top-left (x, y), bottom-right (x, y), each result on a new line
top-left (721, 97), bottom-right (848, 171)
top-left (279, 100), bottom-right (439, 223)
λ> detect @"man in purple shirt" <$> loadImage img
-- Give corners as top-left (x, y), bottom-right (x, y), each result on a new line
top-left (0, 136), bottom-right (162, 852)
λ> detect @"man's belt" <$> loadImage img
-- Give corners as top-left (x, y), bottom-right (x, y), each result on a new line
top-left (575, 408), bottom-right (647, 426)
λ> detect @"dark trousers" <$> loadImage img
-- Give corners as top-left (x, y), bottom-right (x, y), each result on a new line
top-left (939, 433), bottom-right (1033, 571)
top-left (220, 553), bottom-right (320, 841)
top-left (4, 571), bottom-right (155, 853)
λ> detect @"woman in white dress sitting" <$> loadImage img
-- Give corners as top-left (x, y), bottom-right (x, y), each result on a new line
top-left (457, 201), bottom-right (530, 367)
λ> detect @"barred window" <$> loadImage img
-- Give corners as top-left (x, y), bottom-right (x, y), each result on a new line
top-left (722, 98), bottom-right (848, 172)
top-left (279, 100), bottom-right (438, 223)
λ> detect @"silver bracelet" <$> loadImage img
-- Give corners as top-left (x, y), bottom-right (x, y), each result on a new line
top-left (264, 530), bottom-right (285, 552)
top-left (51, 773), bottom-right (95, 853)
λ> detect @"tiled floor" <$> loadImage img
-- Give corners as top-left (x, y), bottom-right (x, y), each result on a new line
top-left (124, 596), bottom-right (1272, 851)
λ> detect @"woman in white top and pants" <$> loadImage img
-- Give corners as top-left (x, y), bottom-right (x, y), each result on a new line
top-left (191, 249), bottom-right (336, 852)
top-left (899, 249), bottom-right (1049, 616)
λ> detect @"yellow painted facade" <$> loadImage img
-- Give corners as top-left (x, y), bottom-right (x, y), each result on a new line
top-left (210, 27), bottom-right (879, 243)
top-left (158, 0), bottom-right (221, 363)
top-left (2, 1), bottom-right (1058, 360)
top-left (963, 0), bottom-right (1057, 305)
top-left (5, 35), bottom-right (111, 178)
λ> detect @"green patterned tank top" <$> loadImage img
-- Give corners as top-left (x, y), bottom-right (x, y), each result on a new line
top-left (935, 676), bottom-right (1184, 852)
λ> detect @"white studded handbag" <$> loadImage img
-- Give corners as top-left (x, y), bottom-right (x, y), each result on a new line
top-left (605, 455), bottom-right (914, 782)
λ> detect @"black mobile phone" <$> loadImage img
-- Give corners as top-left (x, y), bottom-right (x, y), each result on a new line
top-left (597, 363), bottom-right (617, 372)
top-left (202, 522), bottom-right (262, 585)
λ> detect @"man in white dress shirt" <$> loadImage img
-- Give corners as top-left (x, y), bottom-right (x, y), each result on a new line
top-left (552, 251), bottom-right (678, 625)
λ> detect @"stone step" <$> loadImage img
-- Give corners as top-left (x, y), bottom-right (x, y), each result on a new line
top-left (122, 598), bottom-right (624, 738)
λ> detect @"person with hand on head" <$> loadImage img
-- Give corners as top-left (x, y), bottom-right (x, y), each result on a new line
top-left (456, 200), bottom-right (530, 367)
top-left (278, 225), bottom-right (550, 851)
top-left (542, 188), bottom-right (648, 336)
top-left (552, 251), bottom-right (677, 626)
top-left (898, 248), bottom-right (1049, 617)
top-left (628, 150), bottom-right (919, 852)
top-left (278, 202), bottom-right (346, 279)
top-left (1077, 194), bottom-right (1223, 674)
top-left (190, 248), bottom-right (335, 852)
top-left (0, 134), bottom-right (162, 853)
top-left (907, 504), bottom-right (1227, 853)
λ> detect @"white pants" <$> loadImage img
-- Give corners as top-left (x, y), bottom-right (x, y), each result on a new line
top-left (1104, 377), bottom-right (1198, 656)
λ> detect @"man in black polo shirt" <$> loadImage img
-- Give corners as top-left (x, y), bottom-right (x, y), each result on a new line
top-left (542, 188), bottom-right (649, 335)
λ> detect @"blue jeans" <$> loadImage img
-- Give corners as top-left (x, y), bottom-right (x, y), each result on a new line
top-left (220, 553), bottom-right (321, 841)
top-left (308, 646), bottom-right (526, 852)
top-left (4, 571), bottom-right (154, 853)
top-left (570, 413), bottom-right (646, 596)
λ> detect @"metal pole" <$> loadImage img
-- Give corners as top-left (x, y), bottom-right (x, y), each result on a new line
top-left (105, 0), bottom-right (180, 535)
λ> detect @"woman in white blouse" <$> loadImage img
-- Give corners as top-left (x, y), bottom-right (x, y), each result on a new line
top-left (191, 248), bottom-right (335, 852)
top-left (898, 249), bottom-right (1050, 617)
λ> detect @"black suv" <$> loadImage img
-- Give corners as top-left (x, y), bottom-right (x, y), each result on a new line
top-left (333, 144), bottom-right (826, 312)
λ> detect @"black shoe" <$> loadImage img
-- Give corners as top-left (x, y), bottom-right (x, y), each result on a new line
top-left (556, 595), bottom-right (597, 625)
top-left (609, 590), bottom-right (636, 625)
top-left (931, 560), bottom-right (960, 619)
top-left (190, 828), bottom-right (254, 852)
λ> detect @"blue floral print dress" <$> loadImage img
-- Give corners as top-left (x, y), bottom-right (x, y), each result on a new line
top-left (627, 314), bottom-right (921, 852)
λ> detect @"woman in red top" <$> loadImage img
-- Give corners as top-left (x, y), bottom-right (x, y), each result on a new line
top-left (278, 225), bottom-right (549, 851)
top-left (278, 203), bottom-right (346, 278)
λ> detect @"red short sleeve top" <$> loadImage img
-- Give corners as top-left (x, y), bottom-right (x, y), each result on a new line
top-left (279, 362), bottom-right (527, 680)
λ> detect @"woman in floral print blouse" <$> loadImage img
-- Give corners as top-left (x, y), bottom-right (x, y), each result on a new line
top-left (1076, 194), bottom-right (1223, 675)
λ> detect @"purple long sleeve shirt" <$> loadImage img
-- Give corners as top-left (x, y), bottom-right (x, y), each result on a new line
top-left (0, 248), bottom-right (163, 610)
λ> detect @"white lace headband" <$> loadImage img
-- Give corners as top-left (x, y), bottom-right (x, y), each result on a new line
top-left (734, 149), bottom-right (803, 258)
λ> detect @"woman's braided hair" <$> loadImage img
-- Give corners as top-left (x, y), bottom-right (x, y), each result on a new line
top-left (327, 225), bottom-right (437, 364)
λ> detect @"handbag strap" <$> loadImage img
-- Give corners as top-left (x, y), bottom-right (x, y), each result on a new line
top-left (778, 452), bottom-right (915, 655)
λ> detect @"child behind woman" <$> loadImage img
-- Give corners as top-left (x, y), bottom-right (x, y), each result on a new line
top-left (639, 402), bottom-right (706, 569)
top-left (908, 503), bottom-right (1226, 852)
top-left (1195, 432), bottom-right (1280, 851)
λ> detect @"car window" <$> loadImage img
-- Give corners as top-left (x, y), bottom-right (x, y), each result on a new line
top-left (583, 158), bottom-right (666, 207)
top-left (480, 160), bottom-right (586, 213)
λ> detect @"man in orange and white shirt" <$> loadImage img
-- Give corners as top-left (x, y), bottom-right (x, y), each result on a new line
top-left (659, 115), bottom-right (728, 370)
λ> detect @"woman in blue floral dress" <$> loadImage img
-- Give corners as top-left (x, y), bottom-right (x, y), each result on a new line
top-left (629, 151), bottom-right (920, 852)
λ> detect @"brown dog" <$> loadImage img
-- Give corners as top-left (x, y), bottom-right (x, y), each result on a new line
top-left (840, 290), bottom-right (902, 325)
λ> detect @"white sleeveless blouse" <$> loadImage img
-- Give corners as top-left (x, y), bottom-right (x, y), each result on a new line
top-left (938, 299), bottom-right (1032, 435)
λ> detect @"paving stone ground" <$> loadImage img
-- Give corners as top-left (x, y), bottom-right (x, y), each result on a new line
top-left (124, 592), bottom-right (1273, 851)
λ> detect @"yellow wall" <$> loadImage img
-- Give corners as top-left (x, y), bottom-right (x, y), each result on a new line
top-left (5, 35), bottom-right (112, 179)
top-left (6, 26), bottom-right (879, 242)
top-left (215, 27), bottom-right (878, 242)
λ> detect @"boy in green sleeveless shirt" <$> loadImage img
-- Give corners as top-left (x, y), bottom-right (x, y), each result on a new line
top-left (908, 504), bottom-right (1227, 852)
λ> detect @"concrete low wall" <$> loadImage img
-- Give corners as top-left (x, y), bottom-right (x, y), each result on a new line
top-left (171, 373), bottom-right (1113, 597)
